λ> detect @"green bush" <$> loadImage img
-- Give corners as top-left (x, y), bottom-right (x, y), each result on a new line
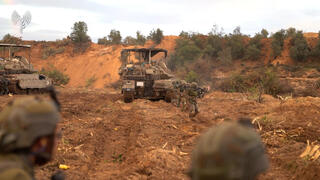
top-left (286, 27), bottom-right (297, 38)
top-left (204, 34), bottom-right (223, 58)
top-left (249, 34), bottom-right (263, 49)
top-left (123, 36), bottom-right (136, 45)
top-left (85, 76), bottom-right (97, 88)
top-left (261, 29), bottom-right (269, 38)
top-left (136, 31), bottom-right (146, 46)
top-left (245, 45), bottom-right (261, 60)
top-left (217, 47), bottom-right (232, 65)
top-left (227, 27), bottom-right (245, 59)
top-left (185, 71), bottom-right (199, 83)
top-left (245, 34), bottom-right (263, 60)
top-left (1, 34), bottom-right (22, 44)
top-left (56, 38), bottom-right (71, 47)
top-left (42, 47), bottom-right (65, 59)
top-left (70, 21), bottom-right (91, 43)
top-left (190, 33), bottom-right (207, 49)
top-left (169, 38), bottom-right (202, 68)
top-left (40, 67), bottom-right (69, 85)
top-left (97, 37), bottom-right (109, 45)
top-left (271, 40), bottom-right (282, 58)
top-left (271, 29), bottom-right (286, 58)
top-left (108, 29), bottom-right (122, 45)
top-left (219, 67), bottom-right (290, 97)
top-left (179, 31), bottom-right (190, 39)
top-left (148, 28), bottom-right (164, 44)
top-left (289, 31), bottom-right (310, 61)
top-left (70, 21), bottom-right (91, 53)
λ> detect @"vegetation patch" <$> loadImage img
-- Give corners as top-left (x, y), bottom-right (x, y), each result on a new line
top-left (219, 67), bottom-right (292, 97)
top-left (86, 76), bottom-right (97, 88)
top-left (289, 31), bottom-right (310, 61)
top-left (70, 21), bottom-right (91, 53)
top-left (40, 65), bottom-right (70, 86)
top-left (42, 47), bottom-right (65, 59)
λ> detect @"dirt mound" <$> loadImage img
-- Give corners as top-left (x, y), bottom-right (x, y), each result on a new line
top-left (30, 36), bottom-right (178, 89)
top-left (304, 32), bottom-right (318, 38)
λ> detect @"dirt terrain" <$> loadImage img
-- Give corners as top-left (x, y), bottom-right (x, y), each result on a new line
top-left (28, 36), bottom-right (178, 89)
top-left (0, 88), bottom-right (318, 179)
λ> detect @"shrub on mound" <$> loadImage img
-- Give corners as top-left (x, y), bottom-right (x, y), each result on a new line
top-left (40, 66), bottom-right (69, 85)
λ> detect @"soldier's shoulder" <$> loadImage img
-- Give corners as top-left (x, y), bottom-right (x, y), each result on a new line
top-left (0, 167), bottom-right (32, 180)
top-left (0, 154), bottom-right (33, 180)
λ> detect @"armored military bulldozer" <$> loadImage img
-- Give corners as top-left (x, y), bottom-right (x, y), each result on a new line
top-left (0, 43), bottom-right (52, 95)
top-left (119, 48), bottom-right (176, 103)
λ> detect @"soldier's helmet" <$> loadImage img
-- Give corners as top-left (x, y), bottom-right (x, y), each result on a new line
top-left (191, 82), bottom-right (197, 89)
top-left (0, 96), bottom-right (60, 152)
top-left (189, 120), bottom-right (269, 180)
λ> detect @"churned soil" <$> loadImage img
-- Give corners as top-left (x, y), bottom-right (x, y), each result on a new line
top-left (0, 88), bottom-right (317, 179)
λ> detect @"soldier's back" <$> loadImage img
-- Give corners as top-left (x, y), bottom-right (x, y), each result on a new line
top-left (0, 154), bottom-right (33, 180)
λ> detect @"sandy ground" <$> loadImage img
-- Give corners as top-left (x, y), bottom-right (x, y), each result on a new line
top-left (0, 88), bottom-right (318, 179)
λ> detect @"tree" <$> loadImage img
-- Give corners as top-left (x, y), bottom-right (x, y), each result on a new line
top-left (97, 37), bottom-right (109, 45)
top-left (261, 29), bottom-right (269, 38)
top-left (245, 33), bottom-right (263, 60)
top-left (179, 31), bottom-right (190, 39)
top-left (210, 24), bottom-right (224, 36)
top-left (289, 31), bottom-right (310, 61)
top-left (204, 34), bottom-right (223, 58)
top-left (190, 33), bottom-right (207, 49)
top-left (108, 29), bottom-right (122, 45)
top-left (227, 27), bottom-right (245, 59)
top-left (233, 26), bottom-right (241, 35)
top-left (249, 33), bottom-right (263, 49)
top-left (148, 28), bottom-right (164, 44)
top-left (70, 21), bottom-right (91, 43)
top-left (271, 40), bottom-right (282, 58)
top-left (245, 45), bottom-right (261, 60)
top-left (286, 27), bottom-right (297, 38)
top-left (136, 31), bottom-right (146, 46)
top-left (123, 36), bottom-right (136, 45)
top-left (272, 29), bottom-right (286, 47)
top-left (217, 47), bottom-right (232, 65)
top-left (271, 29), bottom-right (286, 58)
top-left (1, 34), bottom-right (22, 44)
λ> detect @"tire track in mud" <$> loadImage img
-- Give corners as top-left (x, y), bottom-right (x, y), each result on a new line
top-left (90, 99), bottom-right (194, 179)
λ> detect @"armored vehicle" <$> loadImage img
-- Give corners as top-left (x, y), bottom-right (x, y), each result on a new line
top-left (0, 43), bottom-right (52, 94)
top-left (119, 48), bottom-right (176, 103)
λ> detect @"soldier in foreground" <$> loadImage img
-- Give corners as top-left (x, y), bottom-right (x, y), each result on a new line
top-left (189, 119), bottom-right (269, 180)
top-left (0, 96), bottom-right (62, 180)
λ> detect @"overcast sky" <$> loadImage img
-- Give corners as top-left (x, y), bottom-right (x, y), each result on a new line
top-left (1, 0), bottom-right (320, 42)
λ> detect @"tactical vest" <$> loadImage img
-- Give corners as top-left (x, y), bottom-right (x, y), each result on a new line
top-left (0, 154), bottom-right (34, 180)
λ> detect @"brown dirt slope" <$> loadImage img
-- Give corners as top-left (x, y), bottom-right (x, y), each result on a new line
top-left (30, 36), bottom-right (178, 89)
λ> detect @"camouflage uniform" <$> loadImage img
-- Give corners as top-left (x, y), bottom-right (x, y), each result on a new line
top-left (180, 82), bottom-right (189, 111)
top-left (0, 97), bottom-right (60, 180)
top-left (189, 120), bottom-right (269, 180)
top-left (196, 86), bottom-right (209, 99)
top-left (171, 80), bottom-right (181, 107)
top-left (187, 82), bottom-right (199, 115)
